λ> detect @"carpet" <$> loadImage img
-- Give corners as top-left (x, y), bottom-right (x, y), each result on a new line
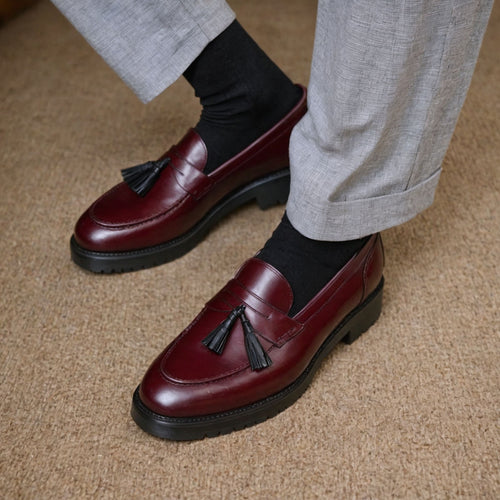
top-left (1, 1), bottom-right (498, 497)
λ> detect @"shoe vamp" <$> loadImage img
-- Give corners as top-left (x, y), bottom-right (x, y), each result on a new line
top-left (90, 169), bottom-right (188, 226)
top-left (159, 303), bottom-right (300, 383)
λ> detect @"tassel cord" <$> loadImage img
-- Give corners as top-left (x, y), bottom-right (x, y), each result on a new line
top-left (240, 311), bottom-right (273, 371)
top-left (202, 305), bottom-right (245, 354)
top-left (121, 156), bottom-right (171, 197)
top-left (201, 305), bottom-right (272, 371)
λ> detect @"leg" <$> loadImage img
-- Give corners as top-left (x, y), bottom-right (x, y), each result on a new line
top-left (288, 0), bottom-right (494, 240)
top-left (51, 0), bottom-right (236, 103)
top-left (131, 0), bottom-right (494, 439)
top-left (258, 0), bottom-right (493, 313)
top-left (55, 0), bottom-right (305, 272)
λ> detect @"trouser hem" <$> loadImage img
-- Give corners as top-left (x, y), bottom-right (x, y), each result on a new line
top-left (286, 168), bottom-right (442, 241)
top-left (51, 0), bottom-right (235, 103)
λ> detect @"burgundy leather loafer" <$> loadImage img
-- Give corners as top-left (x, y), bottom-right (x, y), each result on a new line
top-left (131, 234), bottom-right (384, 440)
top-left (70, 85), bottom-right (307, 273)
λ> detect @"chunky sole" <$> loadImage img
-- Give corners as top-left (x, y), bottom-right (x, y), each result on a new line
top-left (131, 277), bottom-right (384, 441)
top-left (70, 169), bottom-right (290, 273)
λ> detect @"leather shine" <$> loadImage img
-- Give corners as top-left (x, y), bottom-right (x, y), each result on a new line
top-left (138, 234), bottom-right (384, 418)
top-left (74, 85), bottom-right (307, 252)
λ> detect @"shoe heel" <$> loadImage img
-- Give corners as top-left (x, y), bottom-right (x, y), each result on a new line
top-left (254, 170), bottom-right (290, 209)
top-left (342, 279), bottom-right (384, 345)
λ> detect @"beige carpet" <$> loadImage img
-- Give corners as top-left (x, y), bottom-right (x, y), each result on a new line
top-left (1, 1), bottom-right (499, 498)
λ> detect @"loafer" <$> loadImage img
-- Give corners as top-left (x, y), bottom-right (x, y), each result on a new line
top-left (70, 85), bottom-right (307, 273)
top-left (131, 233), bottom-right (385, 440)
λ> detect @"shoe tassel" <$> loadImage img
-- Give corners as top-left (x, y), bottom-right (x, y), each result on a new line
top-left (202, 305), bottom-right (272, 371)
top-left (201, 305), bottom-right (245, 354)
top-left (240, 309), bottom-right (273, 371)
top-left (121, 156), bottom-right (171, 197)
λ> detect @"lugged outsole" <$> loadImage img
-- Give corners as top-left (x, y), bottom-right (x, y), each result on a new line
top-left (70, 168), bottom-right (290, 274)
top-left (131, 278), bottom-right (384, 441)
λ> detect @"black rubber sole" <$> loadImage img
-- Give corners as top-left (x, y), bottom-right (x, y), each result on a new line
top-left (131, 277), bottom-right (384, 441)
top-left (70, 168), bottom-right (291, 273)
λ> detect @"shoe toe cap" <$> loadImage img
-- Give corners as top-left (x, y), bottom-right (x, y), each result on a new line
top-left (138, 354), bottom-right (205, 418)
top-left (73, 208), bottom-right (116, 251)
top-left (72, 182), bottom-right (161, 252)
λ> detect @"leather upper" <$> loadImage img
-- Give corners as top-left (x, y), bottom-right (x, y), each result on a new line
top-left (138, 233), bottom-right (384, 417)
top-left (74, 85), bottom-right (307, 252)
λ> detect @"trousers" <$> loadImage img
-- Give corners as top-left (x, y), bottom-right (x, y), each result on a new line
top-left (51, 0), bottom-right (493, 240)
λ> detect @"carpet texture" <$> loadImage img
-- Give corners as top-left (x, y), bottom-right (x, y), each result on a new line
top-left (1, 1), bottom-right (498, 498)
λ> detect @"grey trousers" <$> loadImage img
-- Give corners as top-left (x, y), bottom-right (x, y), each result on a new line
top-left (52, 0), bottom-right (493, 240)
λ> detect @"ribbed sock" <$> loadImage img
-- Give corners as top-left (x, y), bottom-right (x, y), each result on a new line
top-left (183, 20), bottom-right (302, 174)
top-left (258, 213), bottom-right (370, 316)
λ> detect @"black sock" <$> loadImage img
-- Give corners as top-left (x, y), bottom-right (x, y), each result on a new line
top-left (183, 20), bottom-right (302, 174)
top-left (258, 213), bottom-right (370, 316)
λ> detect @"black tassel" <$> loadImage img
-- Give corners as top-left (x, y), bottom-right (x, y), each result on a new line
top-left (121, 156), bottom-right (171, 197)
top-left (240, 310), bottom-right (272, 371)
top-left (202, 305), bottom-right (245, 354)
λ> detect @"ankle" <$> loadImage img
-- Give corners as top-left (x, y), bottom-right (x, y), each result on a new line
top-left (183, 20), bottom-right (300, 174)
top-left (258, 213), bottom-right (370, 315)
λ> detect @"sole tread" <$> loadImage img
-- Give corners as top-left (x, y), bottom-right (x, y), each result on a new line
top-left (71, 169), bottom-right (290, 273)
top-left (131, 278), bottom-right (384, 441)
